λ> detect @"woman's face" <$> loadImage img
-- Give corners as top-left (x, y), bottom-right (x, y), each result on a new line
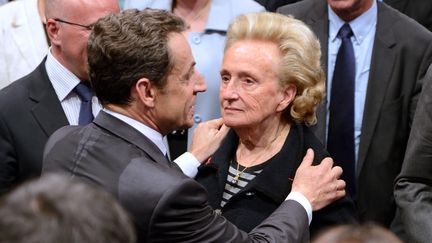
top-left (220, 39), bottom-right (295, 128)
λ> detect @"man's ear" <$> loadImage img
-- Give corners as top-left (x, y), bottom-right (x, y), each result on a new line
top-left (45, 19), bottom-right (59, 46)
top-left (276, 84), bottom-right (297, 112)
top-left (135, 78), bottom-right (156, 107)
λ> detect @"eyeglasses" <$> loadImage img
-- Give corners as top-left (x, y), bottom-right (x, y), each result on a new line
top-left (53, 18), bottom-right (94, 31)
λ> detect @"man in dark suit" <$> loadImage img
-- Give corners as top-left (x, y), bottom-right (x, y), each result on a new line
top-left (278, 0), bottom-right (432, 227)
top-left (43, 9), bottom-right (346, 242)
top-left (0, 0), bottom-right (120, 194)
top-left (394, 63), bottom-right (432, 242)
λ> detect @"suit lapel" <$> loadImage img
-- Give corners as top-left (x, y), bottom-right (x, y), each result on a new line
top-left (94, 111), bottom-right (170, 168)
top-left (28, 60), bottom-right (69, 136)
top-left (210, 130), bottom-right (238, 205)
top-left (306, 0), bottom-right (329, 143)
top-left (357, 3), bottom-right (397, 175)
top-left (242, 125), bottom-right (302, 204)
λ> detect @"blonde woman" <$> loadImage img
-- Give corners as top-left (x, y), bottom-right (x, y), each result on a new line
top-left (196, 12), bottom-right (357, 237)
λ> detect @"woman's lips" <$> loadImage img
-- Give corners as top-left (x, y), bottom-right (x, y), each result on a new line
top-left (224, 106), bottom-right (242, 112)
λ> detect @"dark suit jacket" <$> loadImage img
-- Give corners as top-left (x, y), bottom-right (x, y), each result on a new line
top-left (0, 59), bottom-right (68, 194)
top-left (278, 0), bottom-right (432, 226)
top-left (42, 111), bottom-right (310, 243)
top-left (394, 63), bottom-right (432, 242)
top-left (385, 0), bottom-right (432, 32)
top-left (196, 124), bottom-right (358, 237)
top-left (254, 0), bottom-right (302, 12)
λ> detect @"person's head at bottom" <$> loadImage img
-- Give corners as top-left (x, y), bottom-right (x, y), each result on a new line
top-left (0, 174), bottom-right (135, 243)
top-left (312, 223), bottom-right (402, 243)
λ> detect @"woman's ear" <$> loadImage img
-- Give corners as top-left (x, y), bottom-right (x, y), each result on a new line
top-left (276, 84), bottom-right (297, 112)
top-left (134, 78), bottom-right (156, 108)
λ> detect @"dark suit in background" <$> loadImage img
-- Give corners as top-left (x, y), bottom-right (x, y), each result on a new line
top-left (278, 0), bottom-right (432, 226)
top-left (0, 0), bottom-right (119, 195)
top-left (254, 0), bottom-right (302, 12)
top-left (43, 111), bottom-right (310, 242)
top-left (394, 64), bottom-right (432, 242)
top-left (384, 0), bottom-right (432, 32)
top-left (261, 0), bottom-right (432, 30)
top-left (0, 60), bottom-right (68, 194)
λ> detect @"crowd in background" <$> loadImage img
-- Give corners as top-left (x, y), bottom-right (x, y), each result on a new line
top-left (0, 0), bottom-right (432, 242)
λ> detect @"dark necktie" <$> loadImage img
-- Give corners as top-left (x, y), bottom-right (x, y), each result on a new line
top-left (74, 82), bottom-right (94, 125)
top-left (327, 23), bottom-right (356, 197)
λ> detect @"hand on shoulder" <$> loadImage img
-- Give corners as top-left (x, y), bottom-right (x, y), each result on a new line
top-left (292, 149), bottom-right (346, 211)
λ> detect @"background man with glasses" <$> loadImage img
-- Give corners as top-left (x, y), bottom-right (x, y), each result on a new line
top-left (53, 18), bottom-right (94, 31)
top-left (0, 0), bottom-right (119, 195)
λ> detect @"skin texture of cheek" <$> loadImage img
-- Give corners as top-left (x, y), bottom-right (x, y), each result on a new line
top-left (224, 96), bottom-right (272, 127)
top-left (178, 89), bottom-right (196, 128)
top-left (243, 96), bottom-right (264, 123)
top-left (183, 105), bottom-right (195, 128)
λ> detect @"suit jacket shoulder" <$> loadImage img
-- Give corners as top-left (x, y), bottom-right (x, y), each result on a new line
top-left (385, 0), bottom-right (432, 32)
top-left (378, 2), bottom-right (432, 42)
top-left (0, 59), bottom-right (68, 137)
top-left (397, 64), bottom-right (432, 181)
top-left (393, 64), bottom-right (432, 242)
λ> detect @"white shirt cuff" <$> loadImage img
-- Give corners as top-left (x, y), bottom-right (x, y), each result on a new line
top-left (173, 152), bottom-right (200, 178)
top-left (286, 191), bottom-right (312, 225)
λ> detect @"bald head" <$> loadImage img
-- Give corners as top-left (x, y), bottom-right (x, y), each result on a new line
top-left (45, 0), bottom-right (120, 21)
top-left (44, 0), bottom-right (119, 80)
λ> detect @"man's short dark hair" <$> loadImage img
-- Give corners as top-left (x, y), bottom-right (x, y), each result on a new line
top-left (87, 9), bottom-right (187, 106)
top-left (0, 174), bottom-right (136, 243)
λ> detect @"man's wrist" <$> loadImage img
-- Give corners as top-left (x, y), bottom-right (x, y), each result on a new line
top-left (286, 191), bottom-right (312, 224)
top-left (173, 152), bottom-right (200, 178)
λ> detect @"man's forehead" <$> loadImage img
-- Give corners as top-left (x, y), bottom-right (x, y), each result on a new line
top-left (168, 33), bottom-right (194, 72)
